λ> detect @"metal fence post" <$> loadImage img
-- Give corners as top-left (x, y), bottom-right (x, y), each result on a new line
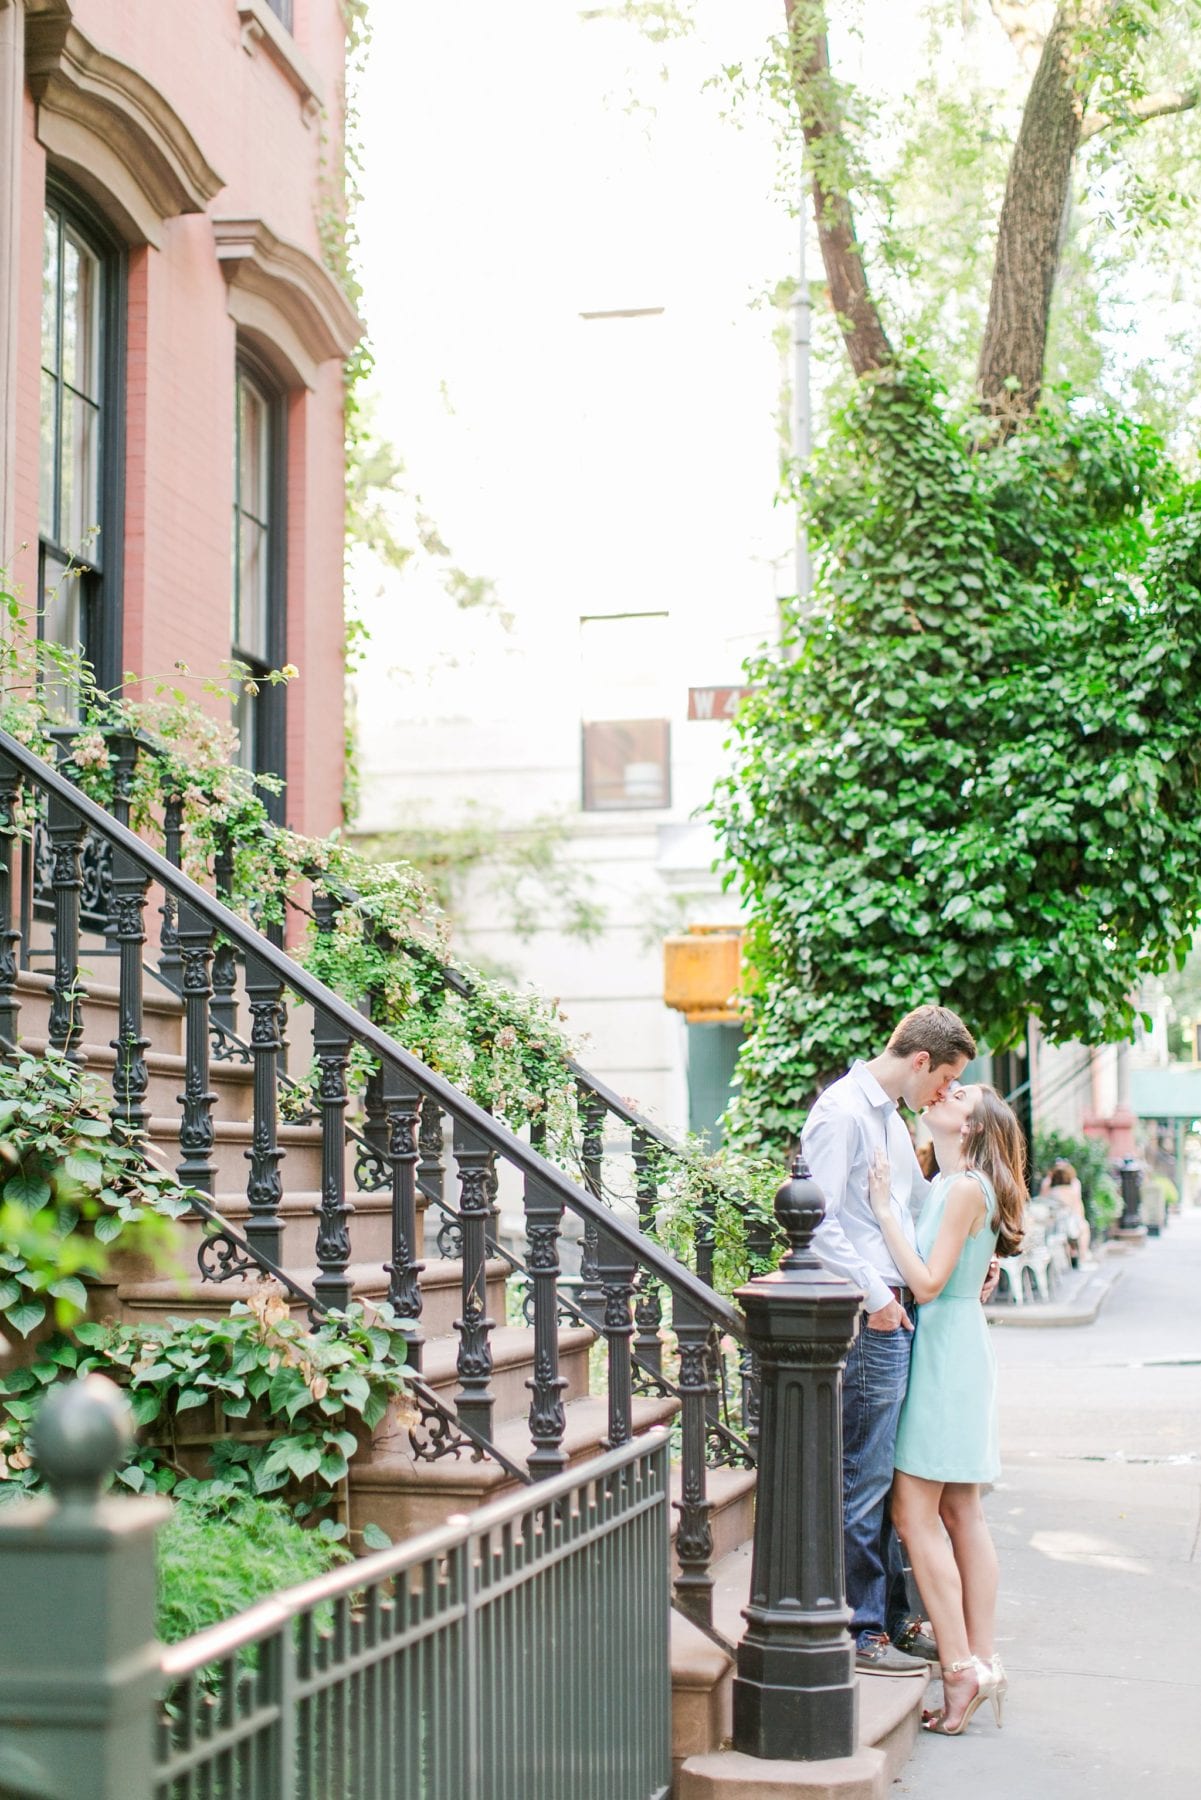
top-left (0, 1375), bottom-right (167, 1800)
top-left (731, 1154), bottom-right (863, 1762)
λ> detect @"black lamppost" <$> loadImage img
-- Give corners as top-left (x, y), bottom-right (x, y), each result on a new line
top-left (731, 1153), bottom-right (862, 1762)
top-left (1116, 1155), bottom-right (1144, 1232)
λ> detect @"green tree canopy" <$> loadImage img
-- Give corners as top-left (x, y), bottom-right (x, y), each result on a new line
top-left (713, 369), bottom-right (1201, 1145)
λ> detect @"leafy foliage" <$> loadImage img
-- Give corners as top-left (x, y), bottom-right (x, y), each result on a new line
top-left (640, 1135), bottom-right (782, 1297)
top-left (156, 1490), bottom-right (350, 1645)
top-left (1032, 1127), bottom-right (1121, 1235)
top-left (713, 366), bottom-right (1201, 1146)
top-left (0, 1050), bottom-right (191, 1337)
top-left (0, 1297), bottom-right (410, 1535)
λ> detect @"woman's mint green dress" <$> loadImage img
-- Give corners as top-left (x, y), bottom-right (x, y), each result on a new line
top-left (894, 1169), bottom-right (1001, 1484)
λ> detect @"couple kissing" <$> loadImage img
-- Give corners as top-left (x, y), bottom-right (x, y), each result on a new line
top-left (802, 1005), bottom-right (1025, 1737)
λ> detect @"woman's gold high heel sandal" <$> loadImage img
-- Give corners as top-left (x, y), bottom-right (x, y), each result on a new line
top-left (922, 1657), bottom-right (999, 1736)
top-left (989, 1654), bottom-right (1008, 1726)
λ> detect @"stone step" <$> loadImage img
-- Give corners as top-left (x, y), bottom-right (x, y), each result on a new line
top-left (109, 1258), bottom-right (394, 1325)
top-left (349, 1392), bottom-right (681, 1543)
top-left (424, 1322), bottom-right (592, 1417)
top-left (670, 1464), bottom-right (756, 1580)
top-left (15, 968), bottom-right (183, 1056)
top-left (146, 1115), bottom-right (325, 1191)
top-left (674, 1541), bottom-right (929, 1799)
top-left (18, 1034), bottom-right (256, 1122)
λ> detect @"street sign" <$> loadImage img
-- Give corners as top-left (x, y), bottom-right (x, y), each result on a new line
top-left (687, 686), bottom-right (755, 721)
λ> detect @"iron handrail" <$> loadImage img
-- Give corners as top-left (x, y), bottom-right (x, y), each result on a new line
top-left (0, 727), bottom-right (745, 1342)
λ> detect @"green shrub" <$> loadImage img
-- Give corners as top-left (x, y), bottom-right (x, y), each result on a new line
top-left (156, 1491), bottom-right (350, 1644)
top-left (1033, 1129), bottom-right (1120, 1235)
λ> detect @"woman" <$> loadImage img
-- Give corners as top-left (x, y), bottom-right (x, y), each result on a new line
top-left (1040, 1158), bottom-right (1091, 1264)
top-left (867, 1082), bottom-right (1026, 1735)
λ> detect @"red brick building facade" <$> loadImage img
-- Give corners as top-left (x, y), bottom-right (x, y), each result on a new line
top-left (0, 0), bottom-right (358, 834)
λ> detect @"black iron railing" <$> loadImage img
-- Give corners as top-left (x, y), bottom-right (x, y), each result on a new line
top-left (0, 727), bottom-right (748, 1626)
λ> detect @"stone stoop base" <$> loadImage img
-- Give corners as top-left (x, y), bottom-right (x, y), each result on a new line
top-left (676, 1670), bottom-right (928, 1800)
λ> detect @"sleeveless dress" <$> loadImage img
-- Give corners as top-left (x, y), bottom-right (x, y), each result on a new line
top-left (893, 1169), bottom-right (1001, 1484)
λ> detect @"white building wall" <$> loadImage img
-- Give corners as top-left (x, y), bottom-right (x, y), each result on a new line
top-left (352, 2), bottom-right (794, 1136)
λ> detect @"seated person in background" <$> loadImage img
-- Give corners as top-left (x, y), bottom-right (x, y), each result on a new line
top-left (1039, 1160), bottom-right (1091, 1264)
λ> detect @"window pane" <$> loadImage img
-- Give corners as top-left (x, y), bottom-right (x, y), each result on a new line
top-left (39, 551), bottom-right (82, 719)
top-left (232, 682), bottom-right (257, 774)
top-left (40, 369), bottom-right (57, 538)
top-left (41, 211), bottom-right (60, 372)
top-left (61, 231), bottom-right (100, 401)
top-left (238, 375), bottom-right (268, 522)
top-left (61, 392), bottom-right (100, 560)
top-left (237, 519), bottom-right (269, 661)
top-left (582, 720), bottom-right (670, 811)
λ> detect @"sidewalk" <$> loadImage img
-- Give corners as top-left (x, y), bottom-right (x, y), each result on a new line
top-left (985, 1244), bottom-right (1126, 1328)
top-left (897, 1211), bottom-right (1201, 1800)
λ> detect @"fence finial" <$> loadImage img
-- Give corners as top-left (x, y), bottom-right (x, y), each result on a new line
top-left (31, 1373), bottom-right (133, 1512)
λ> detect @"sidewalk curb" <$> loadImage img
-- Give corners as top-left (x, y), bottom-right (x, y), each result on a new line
top-left (984, 1256), bottom-right (1125, 1329)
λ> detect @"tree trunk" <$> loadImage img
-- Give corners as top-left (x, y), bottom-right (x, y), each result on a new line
top-left (976, 1), bottom-right (1106, 425)
top-left (784, 0), bottom-right (894, 379)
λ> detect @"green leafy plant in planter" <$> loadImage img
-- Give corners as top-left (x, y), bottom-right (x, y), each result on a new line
top-left (0, 1049), bottom-right (192, 1339)
top-left (0, 1294), bottom-right (410, 1540)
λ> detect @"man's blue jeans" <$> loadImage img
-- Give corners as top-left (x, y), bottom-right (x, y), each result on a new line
top-left (841, 1321), bottom-right (912, 1645)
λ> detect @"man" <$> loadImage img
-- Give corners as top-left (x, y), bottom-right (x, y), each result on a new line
top-left (802, 1005), bottom-right (977, 1676)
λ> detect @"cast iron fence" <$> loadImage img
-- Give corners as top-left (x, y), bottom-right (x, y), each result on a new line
top-left (155, 1430), bottom-right (672, 1800)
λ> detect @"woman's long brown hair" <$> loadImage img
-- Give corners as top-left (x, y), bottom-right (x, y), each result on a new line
top-left (961, 1086), bottom-right (1027, 1256)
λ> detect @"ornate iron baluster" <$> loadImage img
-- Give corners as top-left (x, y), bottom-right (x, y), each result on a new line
top-left (597, 1223), bottom-right (636, 1451)
top-left (381, 1061), bottom-right (424, 1369)
top-left (157, 787), bottom-right (184, 991)
top-left (417, 1094), bottom-right (445, 1205)
top-left (523, 1166), bottom-right (567, 1480)
top-left (209, 830), bottom-right (239, 1048)
top-left (695, 1179), bottom-right (717, 1289)
top-left (631, 1128), bottom-right (664, 1382)
top-left (313, 1004), bottom-right (354, 1313)
top-left (175, 903), bottom-right (217, 1196)
top-left (452, 1118), bottom-right (495, 1441)
top-left (103, 731), bottom-right (139, 945)
top-left (673, 1295), bottom-right (716, 1628)
top-left (576, 1083), bottom-right (606, 1326)
top-left (46, 787), bottom-right (85, 1062)
top-left (0, 757), bottom-right (23, 1057)
top-left (109, 848), bottom-right (150, 1138)
top-left (243, 952), bottom-right (285, 1265)
top-left (356, 932), bottom-right (390, 1190)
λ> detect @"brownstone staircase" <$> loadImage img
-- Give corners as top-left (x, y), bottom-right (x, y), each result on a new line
top-left (1, 732), bottom-right (758, 1777)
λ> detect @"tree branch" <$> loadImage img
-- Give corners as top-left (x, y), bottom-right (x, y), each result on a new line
top-left (986, 0), bottom-right (1050, 74)
top-left (1080, 85), bottom-right (1200, 140)
top-left (783, 0), bottom-right (894, 379)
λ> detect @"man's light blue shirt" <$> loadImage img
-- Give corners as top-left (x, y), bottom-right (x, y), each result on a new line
top-left (801, 1060), bottom-right (930, 1314)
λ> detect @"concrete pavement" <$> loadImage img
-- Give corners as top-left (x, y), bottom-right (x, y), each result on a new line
top-left (896, 1209), bottom-right (1201, 1800)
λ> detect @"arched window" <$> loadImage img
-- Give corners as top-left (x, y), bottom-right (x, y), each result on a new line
top-left (38, 184), bottom-right (125, 706)
top-left (232, 357), bottom-right (286, 812)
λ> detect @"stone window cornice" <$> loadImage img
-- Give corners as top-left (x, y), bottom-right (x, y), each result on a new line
top-left (236, 1), bottom-right (323, 126)
top-left (25, 10), bottom-right (224, 248)
top-left (213, 217), bottom-right (362, 389)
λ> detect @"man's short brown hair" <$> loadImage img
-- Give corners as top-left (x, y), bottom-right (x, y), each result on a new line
top-left (886, 1005), bottom-right (975, 1066)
